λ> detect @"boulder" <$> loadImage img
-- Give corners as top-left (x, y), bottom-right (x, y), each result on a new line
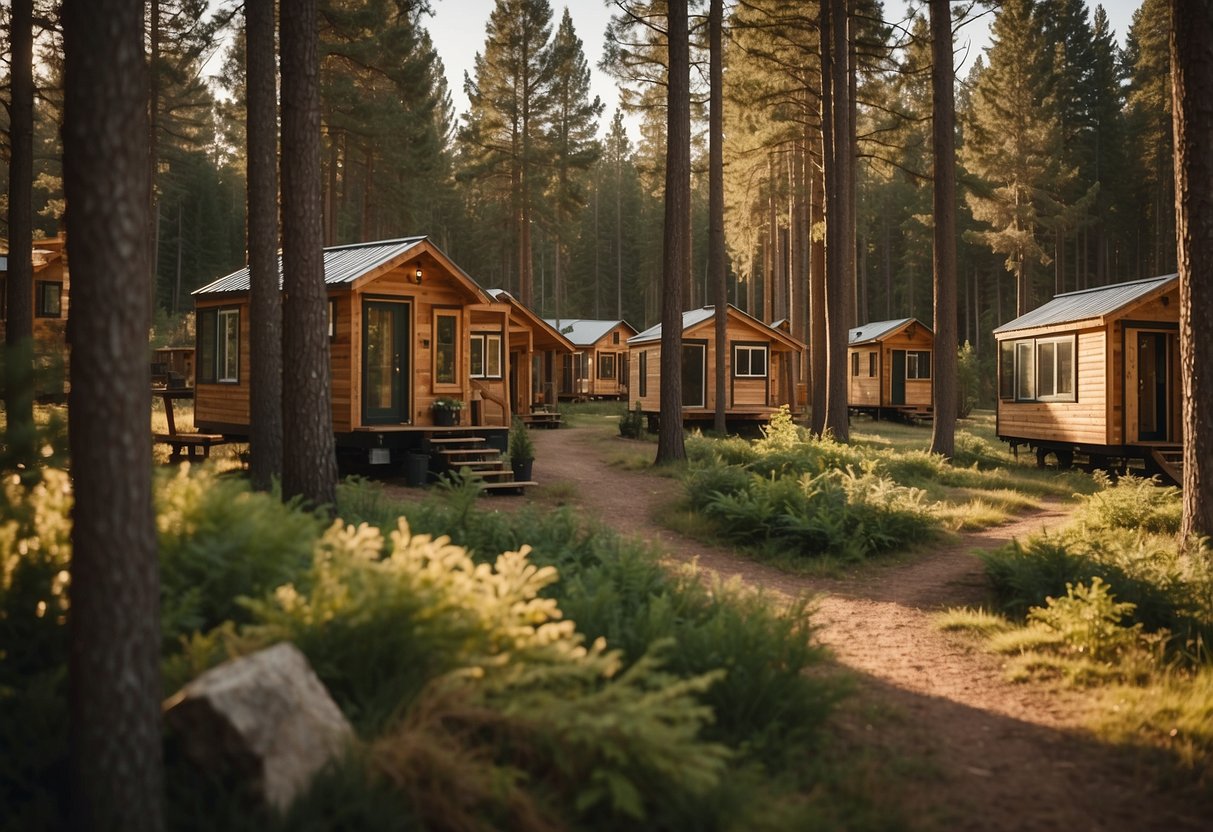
top-left (164, 641), bottom-right (354, 811)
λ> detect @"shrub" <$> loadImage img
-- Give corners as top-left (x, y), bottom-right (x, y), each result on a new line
top-left (508, 416), bottom-right (535, 463)
top-left (1027, 578), bottom-right (1145, 662)
top-left (618, 401), bottom-right (646, 439)
top-left (1076, 472), bottom-right (1182, 535)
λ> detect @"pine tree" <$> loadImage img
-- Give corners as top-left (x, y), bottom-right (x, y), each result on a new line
top-left (545, 8), bottom-right (603, 320)
top-left (459, 0), bottom-right (557, 306)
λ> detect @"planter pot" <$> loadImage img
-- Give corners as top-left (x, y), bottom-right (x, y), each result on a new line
top-left (511, 459), bottom-right (534, 483)
top-left (433, 408), bottom-right (459, 427)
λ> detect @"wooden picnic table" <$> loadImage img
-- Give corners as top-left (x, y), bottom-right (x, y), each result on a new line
top-left (152, 386), bottom-right (228, 462)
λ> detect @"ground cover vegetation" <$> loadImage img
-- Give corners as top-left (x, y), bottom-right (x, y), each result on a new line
top-left (1, 463), bottom-right (892, 831)
top-left (939, 475), bottom-right (1213, 782)
top-left (675, 407), bottom-right (1089, 568)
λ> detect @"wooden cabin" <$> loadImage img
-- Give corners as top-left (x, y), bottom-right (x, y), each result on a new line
top-left (0, 236), bottom-right (70, 396)
top-left (627, 305), bottom-right (804, 427)
top-left (847, 318), bottom-right (934, 420)
top-left (153, 346), bottom-right (195, 388)
top-left (486, 289), bottom-right (575, 418)
top-left (542, 318), bottom-right (638, 400)
top-left (993, 274), bottom-right (1181, 477)
top-left (193, 237), bottom-right (549, 471)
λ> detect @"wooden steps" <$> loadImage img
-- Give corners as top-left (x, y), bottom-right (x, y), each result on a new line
top-left (522, 409), bottom-right (563, 429)
top-left (1149, 447), bottom-right (1183, 486)
top-left (423, 431), bottom-right (535, 494)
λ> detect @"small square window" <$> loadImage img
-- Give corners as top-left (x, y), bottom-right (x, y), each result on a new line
top-left (733, 344), bottom-right (768, 378)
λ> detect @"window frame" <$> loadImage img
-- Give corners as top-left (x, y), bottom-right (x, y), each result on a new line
top-left (905, 350), bottom-right (931, 380)
top-left (36, 281), bottom-right (62, 318)
top-left (732, 343), bottom-right (769, 379)
top-left (196, 305), bottom-right (241, 385)
top-left (1034, 335), bottom-right (1077, 402)
top-left (599, 352), bottom-right (617, 380)
top-left (999, 334), bottom-right (1077, 403)
top-left (470, 332), bottom-right (503, 379)
top-left (433, 309), bottom-right (460, 388)
top-left (638, 350), bottom-right (647, 398)
top-left (851, 351), bottom-right (860, 377)
top-left (869, 351), bottom-right (877, 378)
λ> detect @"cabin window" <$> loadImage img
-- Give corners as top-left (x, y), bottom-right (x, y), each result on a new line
top-left (434, 312), bottom-right (458, 385)
top-left (733, 344), bottom-right (768, 378)
top-left (36, 281), bottom-right (62, 318)
top-left (1036, 337), bottom-right (1075, 400)
top-left (328, 299), bottom-right (336, 339)
top-left (851, 352), bottom-right (860, 377)
top-left (599, 353), bottom-right (617, 380)
top-left (470, 332), bottom-right (502, 379)
top-left (197, 306), bottom-right (240, 384)
top-left (612, 331), bottom-right (621, 344)
top-left (906, 351), bottom-right (931, 380)
top-left (1015, 341), bottom-right (1036, 400)
top-left (999, 342), bottom-right (1015, 400)
top-left (869, 352), bottom-right (877, 377)
top-left (638, 351), bottom-right (647, 397)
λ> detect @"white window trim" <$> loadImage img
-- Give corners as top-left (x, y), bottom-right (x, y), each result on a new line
top-left (733, 344), bottom-right (769, 379)
top-left (1034, 335), bottom-right (1076, 402)
top-left (218, 308), bottom-right (240, 383)
top-left (599, 352), bottom-right (617, 380)
top-left (470, 332), bottom-right (503, 379)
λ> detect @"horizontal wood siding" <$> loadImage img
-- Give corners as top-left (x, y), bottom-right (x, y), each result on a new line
top-left (997, 328), bottom-right (1108, 445)
top-left (848, 348), bottom-right (880, 406)
top-left (194, 297), bottom-right (252, 430)
top-left (881, 328), bottom-right (934, 408)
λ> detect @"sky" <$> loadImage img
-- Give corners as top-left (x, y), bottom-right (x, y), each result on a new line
top-left (426, 0), bottom-right (1145, 140)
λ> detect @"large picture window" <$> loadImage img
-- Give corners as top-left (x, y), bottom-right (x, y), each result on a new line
top-left (434, 312), bottom-right (458, 385)
top-left (470, 332), bottom-right (502, 379)
top-left (1000, 335), bottom-right (1076, 403)
top-left (197, 306), bottom-right (240, 383)
top-left (733, 344), bottom-right (768, 378)
top-left (599, 353), bottom-right (617, 380)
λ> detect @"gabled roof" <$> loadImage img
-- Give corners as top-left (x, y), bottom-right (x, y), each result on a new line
top-left (193, 237), bottom-right (489, 302)
top-left (993, 274), bottom-right (1178, 335)
top-left (848, 318), bottom-right (930, 346)
top-left (542, 318), bottom-right (635, 347)
top-left (629, 305), bottom-right (804, 350)
top-left (488, 290), bottom-right (576, 352)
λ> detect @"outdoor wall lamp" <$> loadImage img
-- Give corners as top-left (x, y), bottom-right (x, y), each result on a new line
top-left (415, 268), bottom-right (424, 284)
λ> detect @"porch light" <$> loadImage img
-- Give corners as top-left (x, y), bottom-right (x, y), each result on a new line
top-left (415, 268), bottom-right (423, 284)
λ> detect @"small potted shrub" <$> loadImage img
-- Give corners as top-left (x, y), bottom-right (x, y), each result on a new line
top-left (509, 417), bottom-right (535, 482)
top-left (432, 397), bottom-right (463, 426)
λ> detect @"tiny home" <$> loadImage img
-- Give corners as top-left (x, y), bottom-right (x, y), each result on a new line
top-left (847, 318), bottom-right (934, 419)
top-left (0, 236), bottom-right (70, 394)
top-left (486, 289), bottom-right (575, 413)
top-left (627, 305), bottom-right (804, 426)
top-left (993, 274), bottom-right (1180, 475)
top-left (542, 318), bottom-right (638, 400)
top-left (193, 237), bottom-right (541, 466)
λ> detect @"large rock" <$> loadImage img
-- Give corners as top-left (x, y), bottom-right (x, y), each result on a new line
top-left (164, 641), bottom-right (354, 810)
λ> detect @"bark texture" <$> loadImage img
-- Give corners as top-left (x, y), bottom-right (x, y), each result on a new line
top-left (62, 0), bottom-right (162, 827)
top-left (1171, 0), bottom-right (1213, 538)
top-left (930, 0), bottom-right (958, 458)
top-left (710, 0), bottom-right (727, 435)
top-left (248, 0), bottom-right (284, 491)
top-left (824, 0), bottom-right (851, 442)
top-left (656, 0), bottom-right (689, 464)
top-left (5, 0), bottom-right (36, 471)
top-left (281, 0), bottom-right (338, 508)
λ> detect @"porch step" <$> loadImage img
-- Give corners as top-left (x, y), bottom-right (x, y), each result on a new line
top-left (478, 479), bottom-right (538, 492)
top-left (1149, 447), bottom-right (1184, 487)
top-left (428, 435), bottom-right (487, 445)
top-left (438, 448), bottom-right (502, 459)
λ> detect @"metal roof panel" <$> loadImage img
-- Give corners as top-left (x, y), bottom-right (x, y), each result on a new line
top-left (543, 318), bottom-right (631, 346)
top-left (848, 318), bottom-right (917, 346)
top-left (993, 274), bottom-right (1178, 334)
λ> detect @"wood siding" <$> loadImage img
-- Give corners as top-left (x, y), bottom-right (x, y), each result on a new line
top-left (847, 324), bottom-right (934, 410)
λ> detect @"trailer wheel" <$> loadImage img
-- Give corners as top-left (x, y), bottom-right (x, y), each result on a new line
top-left (1055, 449), bottom-right (1074, 470)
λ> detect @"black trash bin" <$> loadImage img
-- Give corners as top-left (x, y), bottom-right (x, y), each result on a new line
top-left (404, 451), bottom-right (429, 487)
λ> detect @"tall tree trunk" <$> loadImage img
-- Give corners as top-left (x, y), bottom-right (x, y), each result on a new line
top-left (63, 1), bottom-right (161, 828)
top-left (281, 0), bottom-right (337, 509)
top-left (617, 146), bottom-right (624, 319)
top-left (1171, 0), bottom-right (1213, 539)
top-left (824, 0), bottom-right (851, 442)
top-left (810, 117), bottom-right (828, 435)
top-left (929, 0), bottom-right (958, 459)
top-left (325, 123), bottom-right (338, 245)
top-left (657, 0), bottom-right (689, 464)
top-left (710, 0), bottom-right (727, 434)
top-left (148, 0), bottom-right (161, 316)
top-left (248, 0), bottom-right (283, 492)
top-left (5, 0), bottom-right (36, 472)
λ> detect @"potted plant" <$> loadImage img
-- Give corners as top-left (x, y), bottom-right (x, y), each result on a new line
top-left (432, 396), bottom-right (463, 426)
top-left (508, 417), bottom-right (535, 482)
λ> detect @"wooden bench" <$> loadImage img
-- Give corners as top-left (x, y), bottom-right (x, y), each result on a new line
top-left (154, 432), bottom-right (228, 462)
top-left (522, 409), bottom-right (563, 429)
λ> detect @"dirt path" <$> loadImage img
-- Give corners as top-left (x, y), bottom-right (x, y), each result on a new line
top-left (518, 426), bottom-right (1210, 832)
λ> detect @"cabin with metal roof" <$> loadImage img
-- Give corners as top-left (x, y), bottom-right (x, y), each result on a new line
top-left (627, 305), bottom-right (804, 426)
top-left (192, 237), bottom-right (552, 486)
top-left (992, 274), bottom-right (1181, 478)
top-left (847, 317), bottom-right (935, 420)
top-left (0, 236), bottom-right (70, 397)
top-left (487, 290), bottom-right (575, 422)
top-left (542, 317), bottom-right (638, 400)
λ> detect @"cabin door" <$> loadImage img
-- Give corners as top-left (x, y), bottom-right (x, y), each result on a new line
top-left (1135, 331), bottom-right (1176, 443)
top-left (682, 342), bottom-right (707, 408)
top-left (362, 299), bottom-right (409, 424)
top-left (890, 350), bottom-right (907, 405)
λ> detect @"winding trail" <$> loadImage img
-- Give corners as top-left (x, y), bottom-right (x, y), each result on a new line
top-left (515, 425), bottom-right (1211, 832)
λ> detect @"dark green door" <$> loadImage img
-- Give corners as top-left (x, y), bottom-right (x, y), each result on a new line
top-left (1137, 332), bottom-right (1169, 442)
top-left (362, 300), bottom-right (409, 424)
top-left (890, 350), bottom-right (906, 405)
